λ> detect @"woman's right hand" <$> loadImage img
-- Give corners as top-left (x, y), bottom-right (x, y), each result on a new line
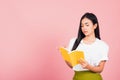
top-left (65, 60), bottom-right (73, 68)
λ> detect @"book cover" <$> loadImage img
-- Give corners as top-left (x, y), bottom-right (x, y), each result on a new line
top-left (59, 47), bottom-right (84, 66)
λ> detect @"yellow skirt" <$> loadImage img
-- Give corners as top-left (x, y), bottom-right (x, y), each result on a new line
top-left (73, 71), bottom-right (102, 80)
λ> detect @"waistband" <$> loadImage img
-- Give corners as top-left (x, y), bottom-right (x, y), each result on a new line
top-left (74, 70), bottom-right (101, 75)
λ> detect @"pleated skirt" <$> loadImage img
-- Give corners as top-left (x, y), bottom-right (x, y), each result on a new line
top-left (73, 71), bottom-right (102, 80)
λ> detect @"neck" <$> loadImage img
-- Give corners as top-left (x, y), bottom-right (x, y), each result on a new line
top-left (83, 34), bottom-right (96, 44)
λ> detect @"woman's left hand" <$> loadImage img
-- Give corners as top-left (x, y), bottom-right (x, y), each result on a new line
top-left (79, 58), bottom-right (89, 69)
top-left (79, 58), bottom-right (106, 73)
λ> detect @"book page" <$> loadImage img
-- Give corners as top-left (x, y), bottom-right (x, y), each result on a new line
top-left (59, 47), bottom-right (84, 67)
top-left (69, 50), bottom-right (84, 66)
top-left (59, 47), bottom-right (71, 63)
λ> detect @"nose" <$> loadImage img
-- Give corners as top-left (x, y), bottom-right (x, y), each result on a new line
top-left (82, 26), bottom-right (87, 30)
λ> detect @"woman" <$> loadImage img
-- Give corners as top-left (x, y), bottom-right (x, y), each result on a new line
top-left (66, 12), bottom-right (109, 80)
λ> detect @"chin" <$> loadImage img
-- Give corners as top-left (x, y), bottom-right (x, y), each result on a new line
top-left (84, 33), bottom-right (89, 36)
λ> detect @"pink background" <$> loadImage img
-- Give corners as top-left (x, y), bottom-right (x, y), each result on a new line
top-left (0, 0), bottom-right (120, 80)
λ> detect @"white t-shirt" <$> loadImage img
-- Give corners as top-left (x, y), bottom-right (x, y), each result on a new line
top-left (67, 38), bottom-right (109, 71)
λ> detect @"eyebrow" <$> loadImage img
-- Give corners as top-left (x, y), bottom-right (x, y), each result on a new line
top-left (85, 22), bottom-right (88, 25)
top-left (82, 22), bottom-right (89, 25)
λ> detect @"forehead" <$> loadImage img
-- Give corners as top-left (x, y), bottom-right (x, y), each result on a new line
top-left (81, 18), bottom-right (92, 24)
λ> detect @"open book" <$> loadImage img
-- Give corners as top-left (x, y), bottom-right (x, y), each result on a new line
top-left (59, 47), bottom-right (84, 67)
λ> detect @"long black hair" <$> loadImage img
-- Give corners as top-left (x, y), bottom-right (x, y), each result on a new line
top-left (72, 12), bottom-right (101, 50)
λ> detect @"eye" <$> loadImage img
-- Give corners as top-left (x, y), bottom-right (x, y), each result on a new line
top-left (85, 22), bottom-right (89, 26)
top-left (85, 23), bottom-right (89, 26)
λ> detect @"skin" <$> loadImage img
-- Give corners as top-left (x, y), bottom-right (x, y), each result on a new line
top-left (66, 18), bottom-right (106, 73)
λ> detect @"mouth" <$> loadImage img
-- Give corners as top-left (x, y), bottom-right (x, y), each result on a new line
top-left (83, 31), bottom-right (88, 34)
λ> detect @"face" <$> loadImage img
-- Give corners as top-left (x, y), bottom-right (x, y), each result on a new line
top-left (81, 18), bottom-right (97, 37)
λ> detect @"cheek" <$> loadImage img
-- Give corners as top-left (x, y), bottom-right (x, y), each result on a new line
top-left (81, 27), bottom-right (83, 31)
top-left (89, 25), bottom-right (95, 31)
top-left (81, 27), bottom-right (85, 33)
top-left (90, 28), bottom-right (95, 33)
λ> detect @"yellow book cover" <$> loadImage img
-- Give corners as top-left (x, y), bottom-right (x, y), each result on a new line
top-left (59, 47), bottom-right (84, 67)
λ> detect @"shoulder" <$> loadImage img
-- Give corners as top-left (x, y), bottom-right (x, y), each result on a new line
top-left (69, 37), bottom-right (76, 43)
top-left (96, 38), bottom-right (109, 49)
top-left (67, 37), bottom-right (77, 51)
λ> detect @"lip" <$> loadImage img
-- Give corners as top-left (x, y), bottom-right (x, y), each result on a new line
top-left (83, 31), bottom-right (88, 33)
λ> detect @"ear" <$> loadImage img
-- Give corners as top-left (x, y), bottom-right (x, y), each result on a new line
top-left (94, 23), bottom-right (97, 29)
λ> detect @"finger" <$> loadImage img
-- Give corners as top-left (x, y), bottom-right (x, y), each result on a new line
top-left (79, 60), bottom-right (84, 64)
top-left (80, 58), bottom-right (85, 61)
top-left (79, 59), bottom-right (82, 63)
top-left (79, 58), bottom-right (84, 63)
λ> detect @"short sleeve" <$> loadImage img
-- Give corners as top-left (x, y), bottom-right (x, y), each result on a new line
top-left (95, 41), bottom-right (109, 66)
top-left (100, 43), bottom-right (109, 61)
top-left (67, 38), bottom-right (76, 51)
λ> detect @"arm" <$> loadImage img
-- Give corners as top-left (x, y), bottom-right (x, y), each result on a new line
top-left (79, 58), bottom-right (106, 73)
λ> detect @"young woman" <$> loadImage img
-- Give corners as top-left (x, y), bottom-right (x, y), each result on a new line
top-left (66, 12), bottom-right (109, 80)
